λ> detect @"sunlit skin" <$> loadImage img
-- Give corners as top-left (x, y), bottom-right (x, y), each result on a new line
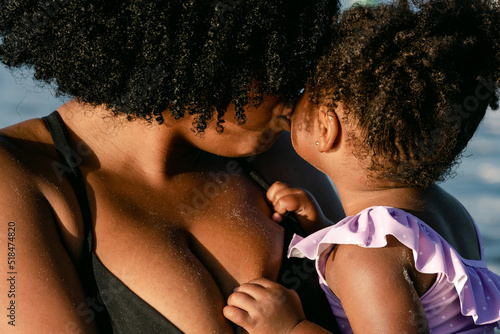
top-left (224, 90), bottom-right (482, 334)
top-left (0, 95), bottom-right (344, 333)
top-left (181, 94), bottom-right (294, 157)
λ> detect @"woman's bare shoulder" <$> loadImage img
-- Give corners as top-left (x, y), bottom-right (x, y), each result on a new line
top-left (0, 117), bottom-right (85, 247)
top-left (0, 120), bottom-right (97, 332)
top-left (0, 119), bottom-right (50, 192)
top-left (0, 119), bottom-right (65, 207)
top-left (0, 118), bottom-right (57, 163)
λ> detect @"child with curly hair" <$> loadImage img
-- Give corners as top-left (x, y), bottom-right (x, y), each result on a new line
top-left (224, 0), bottom-right (500, 333)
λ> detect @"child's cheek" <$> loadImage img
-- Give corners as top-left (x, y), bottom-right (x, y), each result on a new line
top-left (291, 115), bottom-right (317, 161)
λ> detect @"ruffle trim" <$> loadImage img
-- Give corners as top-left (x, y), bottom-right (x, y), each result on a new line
top-left (288, 206), bottom-right (500, 326)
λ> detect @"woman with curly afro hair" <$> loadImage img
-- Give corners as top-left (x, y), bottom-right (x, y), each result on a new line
top-left (223, 0), bottom-right (500, 333)
top-left (0, 0), bottom-right (345, 333)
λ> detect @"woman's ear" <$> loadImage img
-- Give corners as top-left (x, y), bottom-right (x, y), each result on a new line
top-left (317, 105), bottom-right (339, 153)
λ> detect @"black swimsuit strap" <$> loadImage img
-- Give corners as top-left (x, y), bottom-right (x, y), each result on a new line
top-left (42, 111), bottom-right (94, 255)
top-left (42, 111), bottom-right (113, 331)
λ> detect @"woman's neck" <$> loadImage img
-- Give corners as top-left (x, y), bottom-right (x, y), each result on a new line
top-left (56, 99), bottom-right (202, 182)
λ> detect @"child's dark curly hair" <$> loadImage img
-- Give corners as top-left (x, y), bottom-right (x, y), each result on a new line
top-left (310, 0), bottom-right (500, 188)
top-left (0, 0), bottom-right (338, 131)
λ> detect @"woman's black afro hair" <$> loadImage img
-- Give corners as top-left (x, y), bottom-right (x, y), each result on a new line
top-left (0, 0), bottom-right (338, 131)
top-left (310, 0), bottom-right (500, 188)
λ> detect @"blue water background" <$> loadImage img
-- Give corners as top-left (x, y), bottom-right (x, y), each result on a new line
top-left (1, 65), bottom-right (499, 276)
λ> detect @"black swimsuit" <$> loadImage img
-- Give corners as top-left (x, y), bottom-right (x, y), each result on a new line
top-left (43, 111), bottom-right (339, 333)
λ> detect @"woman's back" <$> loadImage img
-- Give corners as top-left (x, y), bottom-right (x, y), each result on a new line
top-left (401, 186), bottom-right (482, 261)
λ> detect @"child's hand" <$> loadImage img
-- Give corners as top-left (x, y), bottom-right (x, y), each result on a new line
top-left (224, 278), bottom-right (305, 334)
top-left (267, 181), bottom-right (332, 234)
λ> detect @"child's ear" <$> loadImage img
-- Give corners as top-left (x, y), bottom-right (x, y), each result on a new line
top-left (317, 105), bottom-right (339, 153)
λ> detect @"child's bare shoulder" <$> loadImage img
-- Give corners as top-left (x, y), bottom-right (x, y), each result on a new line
top-left (324, 237), bottom-right (432, 333)
top-left (325, 236), bottom-right (415, 292)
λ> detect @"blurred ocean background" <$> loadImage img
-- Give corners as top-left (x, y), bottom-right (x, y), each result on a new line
top-left (1, 65), bottom-right (499, 277)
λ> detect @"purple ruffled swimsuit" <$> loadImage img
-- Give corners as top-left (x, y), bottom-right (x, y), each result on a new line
top-left (288, 206), bottom-right (500, 334)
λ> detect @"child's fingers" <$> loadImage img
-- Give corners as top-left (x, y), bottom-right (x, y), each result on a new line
top-left (230, 279), bottom-right (281, 305)
top-left (223, 305), bottom-right (253, 329)
top-left (225, 286), bottom-right (267, 329)
top-left (273, 193), bottom-right (303, 214)
top-left (267, 182), bottom-right (304, 206)
top-left (267, 183), bottom-right (307, 214)
top-left (232, 281), bottom-right (270, 300)
top-left (227, 290), bottom-right (258, 308)
top-left (274, 192), bottom-right (312, 217)
top-left (227, 279), bottom-right (304, 333)
top-left (239, 279), bottom-right (292, 305)
top-left (271, 212), bottom-right (283, 223)
top-left (246, 277), bottom-right (281, 289)
top-left (266, 181), bottom-right (291, 204)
